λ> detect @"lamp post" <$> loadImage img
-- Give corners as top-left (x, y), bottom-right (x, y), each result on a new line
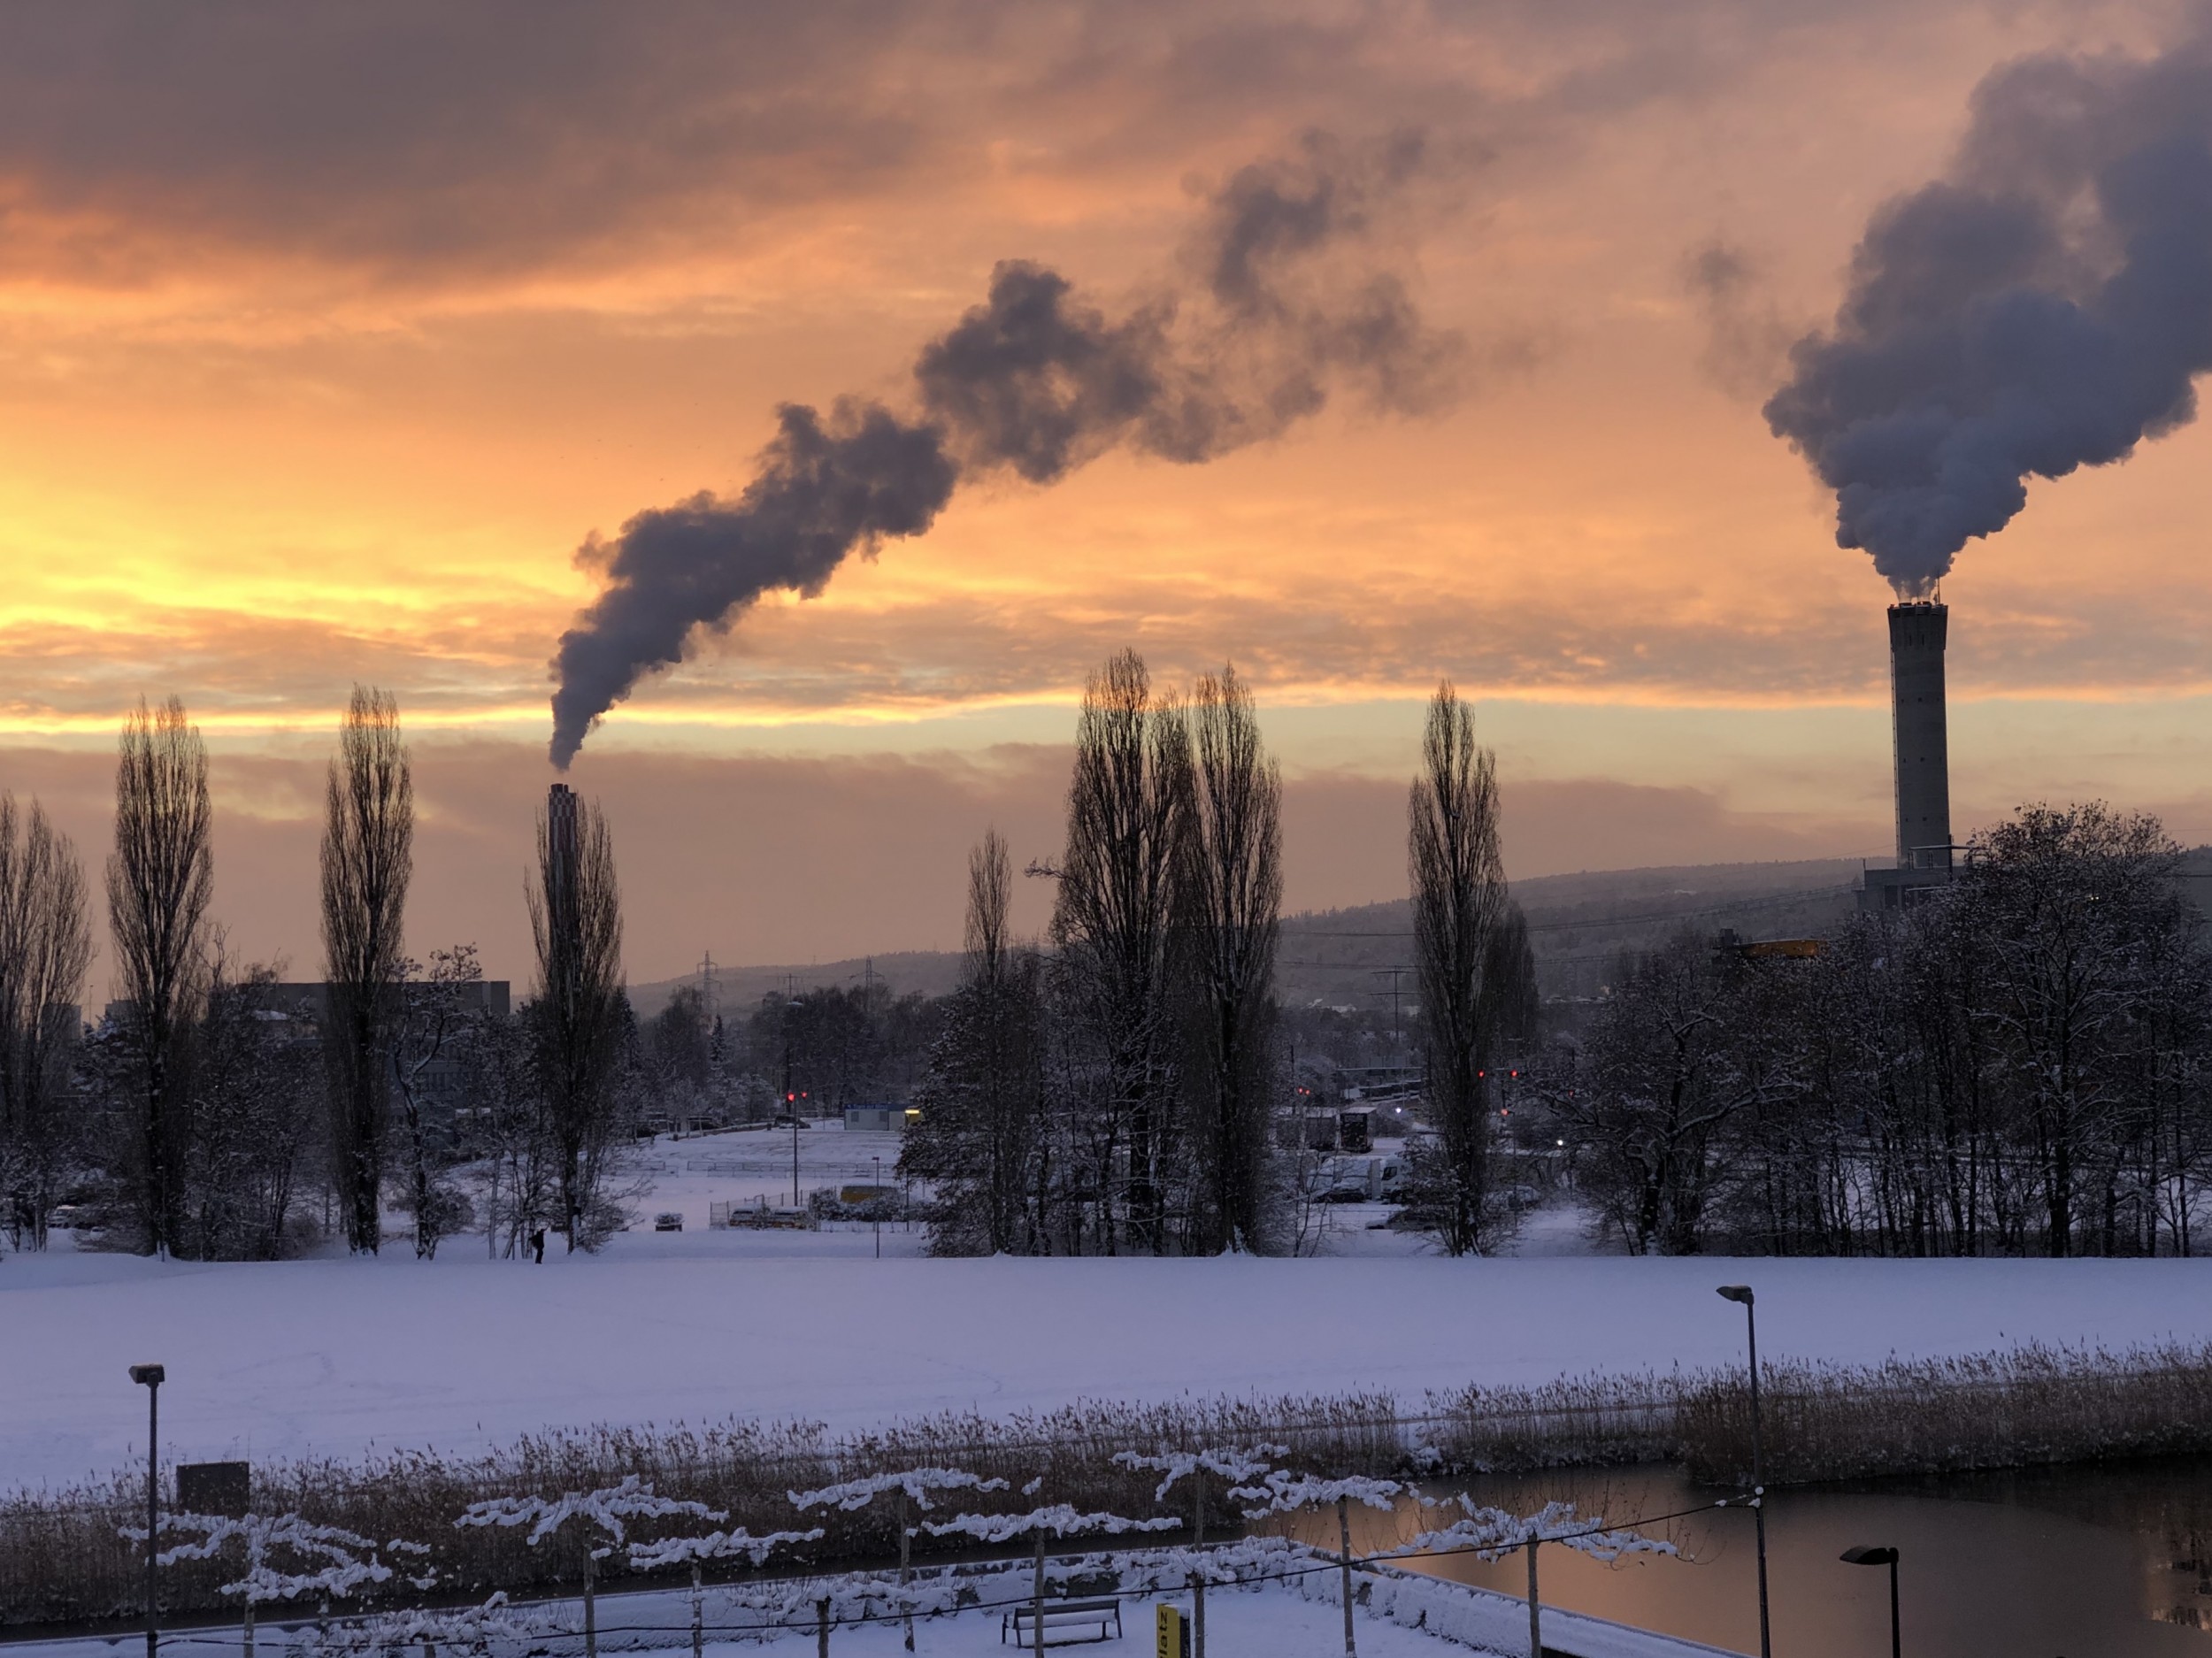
top-left (1840, 1546), bottom-right (1900, 1658)
top-left (1716, 1286), bottom-right (1770, 1658)
top-left (872, 1155), bottom-right (882, 1258)
top-left (128, 1363), bottom-right (165, 1658)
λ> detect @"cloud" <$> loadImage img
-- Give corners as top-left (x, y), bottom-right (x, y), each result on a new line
top-left (547, 129), bottom-right (1473, 765)
top-left (1764, 28), bottom-right (2212, 595)
top-left (0, 0), bottom-right (2005, 292)
top-left (1681, 238), bottom-right (1800, 396)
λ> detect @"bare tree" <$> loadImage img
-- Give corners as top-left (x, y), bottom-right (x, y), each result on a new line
top-left (1178, 665), bottom-right (1282, 1253)
top-left (904, 829), bottom-right (1047, 1254)
top-left (0, 796), bottom-right (94, 1248)
top-left (528, 786), bottom-right (628, 1247)
top-left (391, 944), bottom-right (481, 1259)
top-left (107, 696), bottom-right (213, 1257)
top-left (1408, 683), bottom-right (1507, 1255)
top-left (319, 686), bottom-right (413, 1255)
top-left (176, 954), bottom-right (319, 1261)
top-left (1051, 650), bottom-right (1192, 1253)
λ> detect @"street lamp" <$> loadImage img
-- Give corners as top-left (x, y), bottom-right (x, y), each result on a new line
top-left (1840, 1546), bottom-right (1901, 1658)
top-left (872, 1155), bottom-right (882, 1258)
top-left (128, 1363), bottom-right (165, 1658)
top-left (1716, 1286), bottom-right (1771, 1658)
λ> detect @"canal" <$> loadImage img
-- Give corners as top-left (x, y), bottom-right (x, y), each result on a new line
top-left (1286, 1458), bottom-right (2212, 1655)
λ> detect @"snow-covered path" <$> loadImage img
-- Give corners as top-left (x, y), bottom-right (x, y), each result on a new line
top-left (5, 1233), bottom-right (2211, 1488)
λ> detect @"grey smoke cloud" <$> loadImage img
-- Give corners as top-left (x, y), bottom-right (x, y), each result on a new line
top-left (549, 129), bottom-right (1467, 766)
top-left (1764, 35), bottom-right (2212, 598)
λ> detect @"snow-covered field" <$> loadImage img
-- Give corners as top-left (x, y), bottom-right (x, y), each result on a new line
top-left (8, 1207), bottom-right (2212, 1489)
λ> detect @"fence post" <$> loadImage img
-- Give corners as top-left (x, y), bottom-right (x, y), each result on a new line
top-left (583, 1543), bottom-right (597, 1658)
top-left (242, 1596), bottom-right (254, 1658)
top-left (690, 1560), bottom-right (704, 1658)
top-left (1338, 1495), bottom-right (1356, 1658)
top-left (1191, 1569), bottom-right (1206, 1658)
top-left (1033, 1527), bottom-right (1048, 1654)
top-left (1526, 1535), bottom-right (1540, 1658)
top-left (899, 1485), bottom-right (914, 1653)
top-left (816, 1595), bottom-right (830, 1658)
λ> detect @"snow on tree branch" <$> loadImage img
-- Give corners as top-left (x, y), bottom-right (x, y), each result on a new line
top-left (1373, 1499), bottom-right (1678, 1565)
top-left (1228, 1472), bottom-right (1402, 1518)
top-left (123, 1512), bottom-right (401, 1604)
top-left (919, 1504), bottom-right (1183, 1545)
top-left (1112, 1446), bottom-right (1287, 1503)
top-left (787, 1468), bottom-right (1010, 1513)
top-left (627, 1524), bottom-right (826, 1571)
top-left (455, 1475), bottom-right (720, 1555)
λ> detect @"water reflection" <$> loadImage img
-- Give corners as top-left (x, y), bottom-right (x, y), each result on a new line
top-left (1271, 1460), bottom-right (2212, 1655)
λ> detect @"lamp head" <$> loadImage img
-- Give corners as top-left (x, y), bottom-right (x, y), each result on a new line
top-left (1716, 1285), bottom-right (1754, 1306)
top-left (1839, 1545), bottom-right (1898, 1567)
top-left (128, 1363), bottom-right (165, 1387)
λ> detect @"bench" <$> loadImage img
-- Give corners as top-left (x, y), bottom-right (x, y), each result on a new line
top-left (1000, 1597), bottom-right (1123, 1647)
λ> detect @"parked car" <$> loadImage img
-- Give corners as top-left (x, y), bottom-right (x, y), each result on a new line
top-left (653, 1211), bottom-right (684, 1232)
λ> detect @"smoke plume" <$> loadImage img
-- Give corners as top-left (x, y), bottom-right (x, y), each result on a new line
top-left (1765, 36), bottom-right (2212, 597)
top-left (549, 130), bottom-right (1466, 766)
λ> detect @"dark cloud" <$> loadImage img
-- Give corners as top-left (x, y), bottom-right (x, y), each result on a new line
top-left (548, 129), bottom-right (1471, 766)
top-left (549, 403), bottom-right (958, 769)
top-left (1765, 31), bottom-right (2212, 595)
top-left (0, 0), bottom-right (2008, 285)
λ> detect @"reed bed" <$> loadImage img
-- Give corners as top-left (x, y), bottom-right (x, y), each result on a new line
top-left (11, 1341), bottom-right (2212, 1630)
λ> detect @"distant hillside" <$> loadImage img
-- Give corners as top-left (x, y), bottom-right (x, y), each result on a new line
top-left (632, 857), bottom-right (1868, 1020)
top-left (1277, 858), bottom-right (1863, 1008)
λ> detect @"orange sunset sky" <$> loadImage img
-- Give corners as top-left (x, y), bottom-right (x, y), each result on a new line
top-left (4, 1), bottom-right (2210, 987)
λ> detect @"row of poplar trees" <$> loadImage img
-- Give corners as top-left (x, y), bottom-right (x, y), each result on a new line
top-left (0, 691), bottom-right (634, 1261)
top-left (901, 650), bottom-right (1534, 1256)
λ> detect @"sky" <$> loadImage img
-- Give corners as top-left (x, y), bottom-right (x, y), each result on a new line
top-left (3, 0), bottom-right (2210, 988)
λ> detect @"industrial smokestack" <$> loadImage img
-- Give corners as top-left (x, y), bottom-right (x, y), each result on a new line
top-left (1888, 602), bottom-right (1952, 873)
top-left (546, 781), bottom-right (581, 959)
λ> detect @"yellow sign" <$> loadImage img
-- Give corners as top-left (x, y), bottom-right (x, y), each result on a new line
top-left (1155, 1604), bottom-right (1186, 1658)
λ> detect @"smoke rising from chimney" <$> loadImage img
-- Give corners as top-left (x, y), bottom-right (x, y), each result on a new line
top-left (1765, 35), bottom-right (2212, 598)
top-left (549, 130), bottom-right (1468, 767)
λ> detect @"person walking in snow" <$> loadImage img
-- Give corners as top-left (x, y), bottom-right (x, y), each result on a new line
top-left (531, 1228), bottom-right (546, 1263)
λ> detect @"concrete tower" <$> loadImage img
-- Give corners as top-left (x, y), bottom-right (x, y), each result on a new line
top-left (1888, 601), bottom-right (1952, 871)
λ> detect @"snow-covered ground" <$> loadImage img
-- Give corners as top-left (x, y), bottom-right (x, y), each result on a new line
top-left (9, 1560), bottom-right (1736, 1658)
top-left (9, 1201), bottom-right (2212, 1489)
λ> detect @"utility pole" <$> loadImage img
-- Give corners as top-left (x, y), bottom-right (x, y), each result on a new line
top-left (1369, 967), bottom-right (1411, 1061)
top-left (697, 950), bottom-right (718, 1024)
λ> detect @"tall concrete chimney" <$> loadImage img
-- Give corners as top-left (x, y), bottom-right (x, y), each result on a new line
top-left (546, 782), bottom-right (582, 963)
top-left (1888, 601), bottom-right (1951, 871)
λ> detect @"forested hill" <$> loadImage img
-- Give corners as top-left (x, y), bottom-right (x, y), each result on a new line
top-left (631, 857), bottom-right (1866, 1019)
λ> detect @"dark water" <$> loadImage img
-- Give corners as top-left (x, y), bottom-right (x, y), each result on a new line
top-left (1286, 1459), bottom-right (2212, 1656)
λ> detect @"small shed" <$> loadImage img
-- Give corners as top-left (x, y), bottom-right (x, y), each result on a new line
top-left (842, 1104), bottom-right (909, 1133)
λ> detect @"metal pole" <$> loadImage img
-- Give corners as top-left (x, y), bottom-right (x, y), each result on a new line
top-left (874, 1156), bottom-right (882, 1258)
top-left (1338, 1496), bottom-right (1356, 1658)
top-left (583, 1543), bottom-right (598, 1658)
top-left (1888, 1552), bottom-right (1901, 1658)
top-left (1525, 1536), bottom-right (1540, 1658)
top-left (690, 1562), bottom-right (703, 1658)
top-left (1746, 1301), bottom-right (1771, 1658)
top-left (816, 1595), bottom-right (830, 1658)
top-left (131, 1368), bottom-right (163, 1658)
